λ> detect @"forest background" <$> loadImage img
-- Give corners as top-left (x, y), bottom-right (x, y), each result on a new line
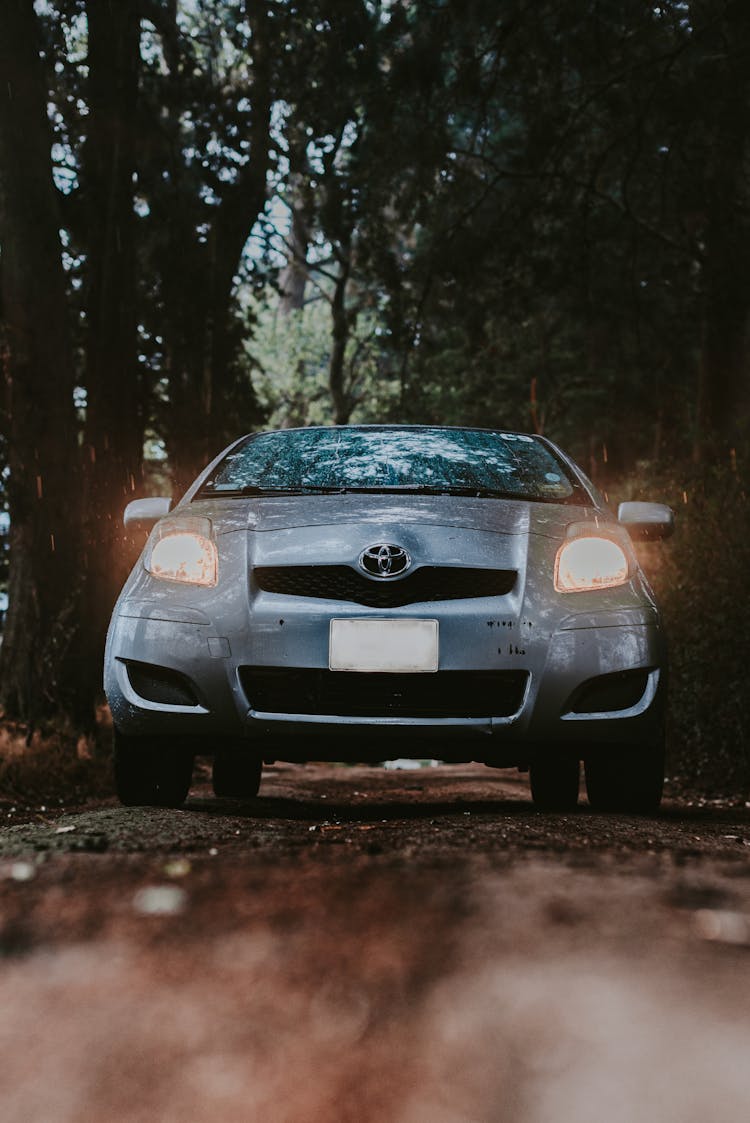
top-left (0, 0), bottom-right (748, 797)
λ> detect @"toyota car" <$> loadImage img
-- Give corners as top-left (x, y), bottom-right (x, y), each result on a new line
top-left (104, 425), bottom-right (673, 812)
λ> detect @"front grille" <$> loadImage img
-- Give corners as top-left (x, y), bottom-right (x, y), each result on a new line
top-left (239, 666), bottom-right (529, 719)
top-left (126, 661), bottom-right (199, 707)
top-left (253, 565), bottom-right (516, 608)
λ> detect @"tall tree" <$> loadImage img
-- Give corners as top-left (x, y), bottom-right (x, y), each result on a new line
top-left (82, 0), bottom-right (143, 682)
top-left (0, 0), bottom-right (86, 727)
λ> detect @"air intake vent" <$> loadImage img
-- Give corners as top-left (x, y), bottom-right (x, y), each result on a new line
top-left (239, 667), bottom-right (529, 719)
top-left (568, 669), bottom-right (650, 714)
top-left (126, 661), bottom-right (199, 707)
top-left (253, 565), bottom-right (516, 608)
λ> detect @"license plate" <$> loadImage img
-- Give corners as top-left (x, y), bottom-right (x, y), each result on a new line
top-left (329, 619), bottom-right (439, 673)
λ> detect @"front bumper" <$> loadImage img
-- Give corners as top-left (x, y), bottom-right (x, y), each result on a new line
top-left (104, 596), bottom-right (666, 765)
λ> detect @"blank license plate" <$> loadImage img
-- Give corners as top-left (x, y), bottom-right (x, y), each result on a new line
top-left (329, 619), bottom-right (439, 673)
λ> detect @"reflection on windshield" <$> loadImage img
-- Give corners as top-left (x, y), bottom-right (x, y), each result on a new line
top-left (200, 427), bottom-right (577, 502)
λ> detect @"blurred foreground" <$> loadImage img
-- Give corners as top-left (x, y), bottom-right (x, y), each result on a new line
top-left (3, 763), bottom-right (750, 1122)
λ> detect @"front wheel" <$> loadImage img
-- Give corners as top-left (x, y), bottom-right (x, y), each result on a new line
top-left (212, 750), bottom-right (263, 799)
top-left (529, 756), bottom-right (580, 811)
top-left (113, 730), bottom-right (194, 808)
top-left (584, 742), bottom-right (664, 814)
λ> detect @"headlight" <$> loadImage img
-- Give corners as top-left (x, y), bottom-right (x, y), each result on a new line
top-left (145, 518), bottom-right (218, 586)
top-left (554, 536), bottom-right (629, 592)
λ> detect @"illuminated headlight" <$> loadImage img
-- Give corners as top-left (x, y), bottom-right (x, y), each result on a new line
top-left (554, 536), bottom-right (629, 593)
top-left (145, 518), bottom-right (218, 586)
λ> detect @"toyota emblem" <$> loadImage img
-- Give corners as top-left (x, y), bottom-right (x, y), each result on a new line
top-left (359, 543), bottom-right (411, 579)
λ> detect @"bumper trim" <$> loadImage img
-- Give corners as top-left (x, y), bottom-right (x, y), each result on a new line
top-left (246, 709), bottom-right (501, 735)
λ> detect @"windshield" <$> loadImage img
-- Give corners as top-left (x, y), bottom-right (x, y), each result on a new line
top-left (197, 427), bottom-right (583, 503)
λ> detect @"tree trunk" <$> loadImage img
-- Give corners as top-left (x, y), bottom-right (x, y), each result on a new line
top-left (329, 255), bottom-right (353, 425)
top-left (81, 0), bottom-right (143, 702)
top-left (0, 0), bottom-right (88, 728)
top-left (279, 125), bottom-right (311, 315)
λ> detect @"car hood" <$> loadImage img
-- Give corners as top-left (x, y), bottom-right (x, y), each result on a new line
top-left (183, 494), bottom-right (599, 539)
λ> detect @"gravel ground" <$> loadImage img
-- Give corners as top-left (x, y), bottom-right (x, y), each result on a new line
top-left (3, 762), bottom-right (750, 1122)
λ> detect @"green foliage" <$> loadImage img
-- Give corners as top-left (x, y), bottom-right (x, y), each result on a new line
top-left (246, 291), bottom-right (399, 428)
top-left (346, 0), bottom-right (746, 457)
top-left (246, 297), bottom-right (333, 428)
top-left (27, 0), bottom-right (750, 458)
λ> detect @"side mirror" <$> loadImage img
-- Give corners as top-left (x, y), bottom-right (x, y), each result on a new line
top-left (617, 501), bottom-right (674, 541)
top-left (123, 496), bottom-right (172, 532)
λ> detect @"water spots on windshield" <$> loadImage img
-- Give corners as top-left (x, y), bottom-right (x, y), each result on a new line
top-left (203, 427), bottom-right (575, 501)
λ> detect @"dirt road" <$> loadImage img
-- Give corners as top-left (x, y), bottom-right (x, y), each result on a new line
top-left (3, 763), bottom-right (750, 1122)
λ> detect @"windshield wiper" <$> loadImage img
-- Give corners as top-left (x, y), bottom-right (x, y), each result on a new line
top-left (361, 485), bottom-right (522, 499)
top-left (197, 483), bottom-right (525, 500)
top-left (196, 485), bottom-right (349, 498)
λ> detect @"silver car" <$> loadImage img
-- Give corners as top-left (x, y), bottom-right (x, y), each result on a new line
top-left (104, 425), bottom-right (673, 812)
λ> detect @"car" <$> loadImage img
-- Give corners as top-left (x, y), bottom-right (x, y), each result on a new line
top-left (104, 425), bottom-right (673, 812)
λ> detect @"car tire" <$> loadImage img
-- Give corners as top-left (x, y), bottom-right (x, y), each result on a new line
top-left (114, 729), bottom-right (193, 808)
top-left (212, 751), bottom-right (263, 799)
top-left (584, 742), bottom-right (664, 814)
top-left (529, 756), bottom-right (580, 811)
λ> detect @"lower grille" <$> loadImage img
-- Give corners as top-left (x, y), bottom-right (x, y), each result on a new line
top-left (253, 565), bottom-right (516, 608)
top-left (239, 666), bottom-right (528, 719)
